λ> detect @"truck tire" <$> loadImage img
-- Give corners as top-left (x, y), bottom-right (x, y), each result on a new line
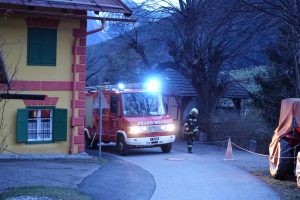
top-left (161, 143), bottom-right (172, 153)
top-left (269, 139), bottom-right (292, 180)
top-left (117, 135), bottom-right (129, 156)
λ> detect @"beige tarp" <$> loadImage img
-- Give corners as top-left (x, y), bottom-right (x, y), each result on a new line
top-left (296, 152), bottom-right (300, 187)
top-left (269, 98), bottom-right (300, 163)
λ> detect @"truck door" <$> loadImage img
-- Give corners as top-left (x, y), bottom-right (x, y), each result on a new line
top-left (109, 94), bottom-right (121, 141)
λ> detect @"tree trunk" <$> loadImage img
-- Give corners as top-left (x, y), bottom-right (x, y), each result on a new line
top-left (196, 87), bottom-right (215, 142)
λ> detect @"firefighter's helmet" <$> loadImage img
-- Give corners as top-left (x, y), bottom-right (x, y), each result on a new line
top-left (190, 108), bottom-right (198, 116)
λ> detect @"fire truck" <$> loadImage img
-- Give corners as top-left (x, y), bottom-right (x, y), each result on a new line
top-left (84, 82), bottom-right (176, 155)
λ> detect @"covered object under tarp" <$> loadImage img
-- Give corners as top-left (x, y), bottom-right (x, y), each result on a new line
top-left (269, 98), bottom-right (300, 163)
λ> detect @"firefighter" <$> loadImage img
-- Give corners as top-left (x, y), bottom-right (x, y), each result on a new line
top-left (184, 108), bottom-right (199, 153)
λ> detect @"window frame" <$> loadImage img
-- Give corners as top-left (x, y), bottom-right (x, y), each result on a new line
top-left (110, 95), bottom-right (121, 116)
top-left (16, 106), bottom-right (67, 144)
top-left (27, 108), bottom-right (53, 142)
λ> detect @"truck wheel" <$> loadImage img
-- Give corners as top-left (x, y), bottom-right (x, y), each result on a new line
top-left (117, 135), bottom-right (129, 156)
top-left (269, 139), bottom-right (292, 180)
top-left (161, 143), bottom-right (172, 153)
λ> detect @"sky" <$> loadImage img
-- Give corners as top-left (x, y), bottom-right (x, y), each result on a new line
top-left (133, 0), bottom-right (179, 8)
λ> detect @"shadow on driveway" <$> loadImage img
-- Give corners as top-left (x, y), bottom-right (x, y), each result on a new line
top-left (0, 151), bottom-right (156, 200)
top-left (78, 153), bottom-right (155, 200)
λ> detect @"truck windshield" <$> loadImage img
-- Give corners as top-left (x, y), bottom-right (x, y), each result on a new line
top-left (122, 92), bottom-right (166, 117)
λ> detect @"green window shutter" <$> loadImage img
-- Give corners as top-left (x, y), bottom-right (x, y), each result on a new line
top-left (27, 28), bottom-right (57, 66)
top-left (41, 29), bottom-right (57, 66)
top-left (16, 109), bottom-right (28, 143)
top-left (27, 28), bottom-right (42, 65)
top-left (53, 108), bottom-right (67, 141)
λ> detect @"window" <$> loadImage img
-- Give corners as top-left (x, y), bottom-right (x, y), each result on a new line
top-left (27, 27), bottom-right (57, 66)
top-left (28, 109), bottom-right (53, 142)
top-left (122, 92), bottom-right (166, 117)
top-left (110, 95), bottom-right (120, 116)
top-left (17, 108), bottom-right (67, 143)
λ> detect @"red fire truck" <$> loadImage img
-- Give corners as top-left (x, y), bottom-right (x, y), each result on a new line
top-left (84, 82), bottom-right (176, 155)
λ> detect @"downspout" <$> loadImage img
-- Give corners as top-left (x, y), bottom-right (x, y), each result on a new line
top-left (70, 19), bottom-right (106, 154)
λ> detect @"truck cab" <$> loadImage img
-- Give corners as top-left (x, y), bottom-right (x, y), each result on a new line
top-left (85, 84), bottom-right (176, 155)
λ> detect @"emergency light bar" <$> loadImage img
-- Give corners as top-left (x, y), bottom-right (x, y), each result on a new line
top-left (85, 80), bottom-right (161, 92)
top-left (118, 83), bottom-right (125, 90)
top-left (145, 79), bottom-right (161, 92)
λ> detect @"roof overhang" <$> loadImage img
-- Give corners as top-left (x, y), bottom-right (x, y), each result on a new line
top-left (0, 7), bottom-right (135, 22)
top-left (0, 0), bottom-right (134, 22)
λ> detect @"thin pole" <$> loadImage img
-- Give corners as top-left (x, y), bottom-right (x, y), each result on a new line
top-left (98, 93), bottom-right (103, 158)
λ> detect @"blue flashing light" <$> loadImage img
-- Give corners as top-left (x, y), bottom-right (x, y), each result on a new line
top-left (146, 79), bottom-right (161, 92)
top-left (118, 83), bottom-right (125, 90)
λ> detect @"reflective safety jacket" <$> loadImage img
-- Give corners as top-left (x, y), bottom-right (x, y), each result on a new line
top-left (184, 114), bottom-right (198, 135)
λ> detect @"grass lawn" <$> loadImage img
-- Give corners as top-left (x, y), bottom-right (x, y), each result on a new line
top-left (0, 186), bottom-right (91, 200)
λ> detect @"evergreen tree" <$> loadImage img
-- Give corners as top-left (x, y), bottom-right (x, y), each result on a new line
top-left (254, 27), bottom-right (297, 127)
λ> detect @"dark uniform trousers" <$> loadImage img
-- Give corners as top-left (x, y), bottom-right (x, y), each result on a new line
top-left (184, 116), bottom-right (198, 153)
top-left (186, 132), bottom-right (194, 153)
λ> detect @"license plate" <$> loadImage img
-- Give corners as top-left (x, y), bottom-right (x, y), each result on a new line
top-left (150, 126), bottom-right (161, 132)
top-left (150, 137), bottom-right (159, 141)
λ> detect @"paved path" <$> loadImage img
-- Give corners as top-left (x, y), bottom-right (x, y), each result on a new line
top-left (97, 141), bottom-right (280, 200)
top-left (78, 154), bottom-right (155, 200)
top-left (0, 160), bottom-right (99, 192)
top-left (0, 141), bottom-right (280, 200)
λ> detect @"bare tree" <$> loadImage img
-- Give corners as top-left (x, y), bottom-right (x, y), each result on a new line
top-left (86, 1), bottom-right (173, 84)
top-left (86, 46), bottom-right (112, 85)
top-left (87, 0), bottom-right (269, 139)
top-left (0, 47), bottom-right (10, 153)
top-left (146, 0), bottom-right (268, 137)
top-left (0, 98), bottom-right (9, 154)
top-left (0, 36), bottom-right (22, 153)
top-left (87, 41), bottom-right (145, 85)
top-left (103, 1), bottom-right (167, 71)
top-left (242, 0), bottom-right (300, 96)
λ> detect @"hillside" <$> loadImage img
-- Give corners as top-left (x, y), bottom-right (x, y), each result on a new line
top-left (86, 1), bottom-right (276, 87)
top-left (87, 0), bottom-right (139, 45)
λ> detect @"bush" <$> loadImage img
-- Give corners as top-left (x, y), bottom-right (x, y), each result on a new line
top-left (209, 106), bottom-right (273, 154)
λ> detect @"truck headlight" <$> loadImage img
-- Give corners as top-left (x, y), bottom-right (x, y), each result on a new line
top-left (128, 126), bottom-right (141, 134)
top-left (166, 124), bottom-right (176, 132)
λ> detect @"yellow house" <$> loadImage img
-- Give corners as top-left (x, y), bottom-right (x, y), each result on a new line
top-left (0, 0), bottom-right (132, 154)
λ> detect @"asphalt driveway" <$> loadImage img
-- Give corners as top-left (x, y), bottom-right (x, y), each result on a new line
top-left (100, 142), bottom-right (280, 200)
top-left (0, 154), bottom-right (155, 200)
top-left (0, 140), bottom-right (281, 200)
top-left (0, 160), bottom-right (99, 192)
top-left (78, 154), bottom-right (155, 200)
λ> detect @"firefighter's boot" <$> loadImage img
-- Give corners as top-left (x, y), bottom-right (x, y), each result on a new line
top-left (188, 146), bottom-right (192, 153)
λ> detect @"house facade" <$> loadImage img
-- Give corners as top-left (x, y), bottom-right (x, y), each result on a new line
top-left (0, 0), bottom-right (132, 154)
